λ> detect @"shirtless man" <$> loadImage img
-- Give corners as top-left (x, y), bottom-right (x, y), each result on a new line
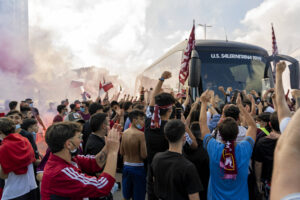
top-left (120, 109), bottom-right (147, 200)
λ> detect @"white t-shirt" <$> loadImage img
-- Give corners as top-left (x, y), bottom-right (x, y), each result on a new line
top-left (280, 117), bottom-right (291, 133)
top-left (2, 163), bottom-right (37, 200)
top-left (281, 193), bottom-right (300, 200)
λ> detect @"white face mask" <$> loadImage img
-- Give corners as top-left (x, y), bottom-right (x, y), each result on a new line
top-left (69, 142), bottom-right (79, 157)
top-left (15, 124), bottom-right (21, 130)
top-left (256, 123), bottom-right (261, 128)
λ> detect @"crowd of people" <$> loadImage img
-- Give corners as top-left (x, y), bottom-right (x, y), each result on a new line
top-left (0, 61), bottom-right (300, 200)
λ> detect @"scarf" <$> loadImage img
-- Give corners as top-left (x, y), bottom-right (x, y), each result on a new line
top-left (220, 140), bottom-right (237, 179)
top-left (0, 133), bottom-right (36, 174)
top-left (150, 104), bottom-right (173, 129)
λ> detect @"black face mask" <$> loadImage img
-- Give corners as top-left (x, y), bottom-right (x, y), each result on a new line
top-left (69, 142), bottom-right (79, 157)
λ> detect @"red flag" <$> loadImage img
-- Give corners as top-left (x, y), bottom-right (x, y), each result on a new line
top-left (103, 82), bottom-right (113, 92)
top-left (272, 23), bottom-right (278, 56)
top-left (99, 81), bottom-right (103, 90)
top-left (179, 21), bottom-right (195, 85)
top-left (70, 80), bottom-right (84, 88)
top-left (99, 80), bottom-right (113, 96)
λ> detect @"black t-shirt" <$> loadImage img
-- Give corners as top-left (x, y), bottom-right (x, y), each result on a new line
top-left (84, 134), bottom-right (105, 156)
top-left (150, 151), bottom-right (203, 200)
top-left (19, 130), bottom-right (39, 159)
top-left (82, 120), bottom-right (92, 150)
top-left (252, 137), bottom-right (278, 181)
top-left (144, 106), bottom-right (169, 165)
top-left (183, 139), bottom-right (209, 200)
top-left (31, 107), bottom-right (39, 118)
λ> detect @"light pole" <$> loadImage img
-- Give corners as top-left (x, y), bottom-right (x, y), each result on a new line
top-left (198, 24), bottom-right (212, 40)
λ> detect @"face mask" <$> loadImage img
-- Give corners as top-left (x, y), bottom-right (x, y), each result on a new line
top-left (64, 111), bottom-right (68, 116)
top-left (69, 142), bottom-right (79, 157)
top-left (29, 103), bottom-right (33, 108)
top-left (15, 124), bottom-right (21, 130)
top-left (136, 123), bottom-right (143, 130)
top-left (256, 123), bottom-right (261, 128)
top-left (31, 132), bottom-right (37, 141)
top-left (80, 107), bottom-right (85, 112)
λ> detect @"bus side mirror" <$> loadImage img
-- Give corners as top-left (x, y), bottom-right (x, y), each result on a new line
top-left (273, 54), bottom-right (300, 89)
top-left (288, 62), bottom-right (300, 89)
top-left (189, 50), bottom-right (201, 87)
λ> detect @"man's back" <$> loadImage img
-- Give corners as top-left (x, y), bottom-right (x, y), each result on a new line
top-left (121, 128), bottom-right (146, 163)
top-left (84, 134), bottom-right (105, 156)
top-left (204, 135), bottom-right (254, 200)
top-left (151, 151), bottom-right (203, 200)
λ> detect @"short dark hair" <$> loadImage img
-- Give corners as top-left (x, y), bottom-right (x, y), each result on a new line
top-left (9, 101), bottom-right (18, 110)
top-left (70, 104), bottom-right (76, 110)
top-left (123, 102), bottom-right (133, 111)
top-left (6, 110), bottom-right (23, 118)
top-left (133, 103), bottom-right (144, 111)
top-left (0, 118), bottom-right (15, 135)
top-left (21, 106), bottom-right (31, 114)
top-left (25, 98), bottom-right (32, 102)
top-left (90, 113), bottom-right (108, 132)
top-left (190, 122), bottom-right (201, 138)
top-left (190, 110), bottom-right (200, 124)
top-left (218, 117), bottom-right (239, 141)
top-left (243, 99), bottom-right (252, 110)
top-left (224, 105), bottom-right (240, 121)
top-left (89, 103), bottom-right (103, 115)
top-left (257, 112), bottom-right (271, 123)
top-left (270, 112), bottom-right (280, 132)
top-left (103, 106), bottom-right (111, 113)
top-left (57, 105), bottom-right (66, 113)
top-left (21, 118), bottom-right (37, 131)
top-left (82, 101), bottom-right (90, 108)
top-left (155, 93), bottom-right (175, 116)
top-left (119, 102), bottom-right (124, 109)
top-left (45, 122), bottom-right (82, 153)
top-left (111, 101), bottom-right (119, 108)
top-left (164, 119), bottom-right (185, 143)
top-left (128, 110), bottom-right (145, 122)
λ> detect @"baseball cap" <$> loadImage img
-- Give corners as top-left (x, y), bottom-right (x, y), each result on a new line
top-left (68, 112), bottom-right (85, 124)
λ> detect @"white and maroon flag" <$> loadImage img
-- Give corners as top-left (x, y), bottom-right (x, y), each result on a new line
top-left (99, 80), bottom-right (114, 96)
top-left (179, 21), bottom-right (196, 85)
top-left (272, 23), bottom-right (278, 56)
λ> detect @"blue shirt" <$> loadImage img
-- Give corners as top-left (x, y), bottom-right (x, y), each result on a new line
top-left (124, 117), bottom-right (131, 130)
top-left (203, 134), bottom-right (254, 200)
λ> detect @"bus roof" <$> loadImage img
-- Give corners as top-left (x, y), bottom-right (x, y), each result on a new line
top-left (195, 40), bottom-right (268, 55)
top-left (144, 39), bottom-right (269, 72)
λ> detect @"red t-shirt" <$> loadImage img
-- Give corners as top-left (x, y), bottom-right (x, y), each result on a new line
top-left (53, 115), bottom-right (63, 123)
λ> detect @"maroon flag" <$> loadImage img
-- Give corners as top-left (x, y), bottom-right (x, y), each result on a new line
top-left (272, 23), bottom-right (278, 56)
top-left (103, 82), bottom-right (113, 92)
top-left (179, 21), bottom-right (195, 85)
top-left (99, 80), bottom-right (114, 96)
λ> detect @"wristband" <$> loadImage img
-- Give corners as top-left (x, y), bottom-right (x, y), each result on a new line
top-left (159, 77), bottom-right (165, 81)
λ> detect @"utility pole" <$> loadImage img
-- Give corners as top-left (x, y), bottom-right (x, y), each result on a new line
top-left (198, 24), bottom-right (212, 40)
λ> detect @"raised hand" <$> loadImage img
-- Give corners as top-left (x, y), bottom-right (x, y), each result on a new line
top-left (106, 124), bottom-right (121, 154)
top-left (218, 86), bottom-right (225, 92)
top-left (236, 93), bottom-right (242, 106)
top-left (161, 71), bottom-right (172, 79)
top-left (200, 90), bottom-right (211, 103)
top-left (276, 61), bottom-right (286, 74)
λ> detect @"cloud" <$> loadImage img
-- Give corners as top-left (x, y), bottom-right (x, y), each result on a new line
top-left (234, 0), bottom-right (300, 56)
top-left (28, 0), bottom-right (263, 77)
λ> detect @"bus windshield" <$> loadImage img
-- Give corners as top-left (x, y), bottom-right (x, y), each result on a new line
top-left (199, 52), bottom-right (273, 97)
